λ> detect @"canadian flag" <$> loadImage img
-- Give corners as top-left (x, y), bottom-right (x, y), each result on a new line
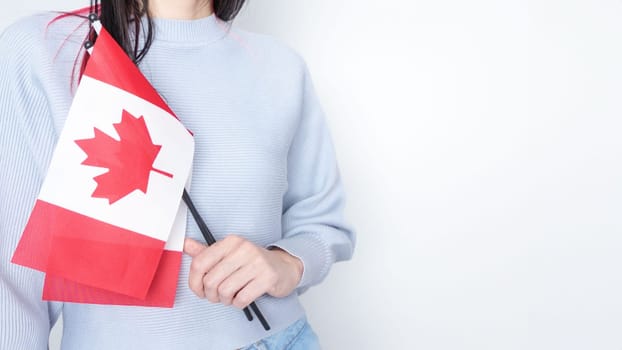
top-left (11, 24), bottom-right (194, 307)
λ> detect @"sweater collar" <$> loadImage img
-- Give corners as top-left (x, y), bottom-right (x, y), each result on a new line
top-left (146, 14), bottom-right (229, 45)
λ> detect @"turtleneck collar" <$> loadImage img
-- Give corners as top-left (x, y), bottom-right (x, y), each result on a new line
top-left (146, 14), bottom-right (230, 45)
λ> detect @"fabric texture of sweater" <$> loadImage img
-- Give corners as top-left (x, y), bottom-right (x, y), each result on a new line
top-left (0, 12), bottom-right (355, 350)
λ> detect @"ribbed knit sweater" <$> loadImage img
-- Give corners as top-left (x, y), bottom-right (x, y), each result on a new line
top-left (0, 12), bottom-right (355, 350)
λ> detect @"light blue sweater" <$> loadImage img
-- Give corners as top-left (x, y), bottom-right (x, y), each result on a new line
top-left (0, 12), bottom-right (355, 350)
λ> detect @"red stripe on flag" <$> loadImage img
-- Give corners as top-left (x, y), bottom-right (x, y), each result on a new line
top-left (11, 200), bottom-right (53, 272)
top-left (18, 200), bottom-right (165, 299)
top-left (43, 250), bottom-right (182, 307)
top-left (84, 27), bottom-right (177, 118)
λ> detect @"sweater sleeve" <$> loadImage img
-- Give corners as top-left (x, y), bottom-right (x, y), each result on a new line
top-left (0, 19), bottom-right (63, 349)
top-left (268, 63), bottom-right (356, 293)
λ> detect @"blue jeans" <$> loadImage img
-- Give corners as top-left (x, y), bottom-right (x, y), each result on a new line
top-left (241, 317), bottom-right (321, 350)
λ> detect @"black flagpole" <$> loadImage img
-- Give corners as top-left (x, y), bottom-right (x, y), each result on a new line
top-left (182, 190), bottom-right (271, 331)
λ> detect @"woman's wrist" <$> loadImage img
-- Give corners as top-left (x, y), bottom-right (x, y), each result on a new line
top-left (267, 247), bottom-right (304, 292)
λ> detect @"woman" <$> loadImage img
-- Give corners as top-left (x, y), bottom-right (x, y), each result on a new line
top-left (0, 0), bottom-right (355, 349)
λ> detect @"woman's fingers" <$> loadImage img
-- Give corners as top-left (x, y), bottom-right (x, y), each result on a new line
top-left (232, 279), bottom-right (267, 310)
top-left (202, 253), bottom-right (245, 303)
top-left (212, 264), bottom-right (256, 306)
top-left (185, 235), bottom-right (247, 299)
top-left (202, 238), bottom-right (262, 303)
top-left (186, 238), bottom-right (227, 298)
top-left (183, 237), bottom-right (206, 257)
top-left (183, 235), bottom-right (301, 304)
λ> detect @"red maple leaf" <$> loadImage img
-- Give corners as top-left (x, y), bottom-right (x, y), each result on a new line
top-left (75, 109), bottom-right (173, 204)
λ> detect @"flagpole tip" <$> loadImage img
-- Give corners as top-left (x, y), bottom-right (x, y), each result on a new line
top-left (84, 40), bottom-right (94, 55)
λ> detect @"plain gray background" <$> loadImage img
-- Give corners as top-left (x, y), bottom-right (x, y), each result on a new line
top-left (3, 0), bottom-right (622, 349)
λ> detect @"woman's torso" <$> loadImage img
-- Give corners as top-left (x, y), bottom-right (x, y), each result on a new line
top-left (8, 12), bottom-right (309, 349)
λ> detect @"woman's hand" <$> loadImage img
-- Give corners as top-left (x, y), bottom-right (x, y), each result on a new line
top-left (183, 235), bottom-right (304, 309)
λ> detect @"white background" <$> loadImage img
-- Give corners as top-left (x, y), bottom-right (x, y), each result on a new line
top-left (3, 1), bottom-right (622, 349)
